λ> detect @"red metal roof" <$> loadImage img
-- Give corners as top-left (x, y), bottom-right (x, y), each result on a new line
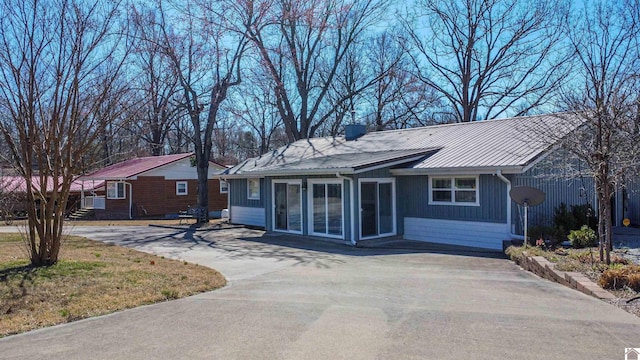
top-left (0, 176), bottom-right (104, 193)
top-left (84, 153), bottom-right (193, 180)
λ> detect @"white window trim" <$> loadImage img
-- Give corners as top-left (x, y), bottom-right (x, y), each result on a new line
top-left (176, 181), bottom-right (188, 196)
top-left (358, 178), bottom-right (397, 240)
top-left (271, 179), bottom-right (303, 235)
top-left (428, 175), bottom-right (480, 206)
top-left (106, 181), bottom-right (126, 200)
top-left (220, 180), bottom-right (229, 194)
top-left (247, 178), bottom-right (261, 200)
top-left (307, 179), bottom-right (344, 240)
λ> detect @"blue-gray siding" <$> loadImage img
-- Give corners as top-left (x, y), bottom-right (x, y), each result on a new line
top-left (621, 176), bottom-right (640, 226)
top-left (229, 178), bottom-right (265, 208)
top-left (397, 174), bottom-right (507, 235)
top-left (512, 167), bottom-right (595, 234)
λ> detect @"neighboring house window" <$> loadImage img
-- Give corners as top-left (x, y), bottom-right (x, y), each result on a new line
top-left (106, 182), bottom-right (126, 199)
top-left (176, 181), bottom-right (188, 196)
top-left (220, 180), bottom-right (229, 194)
top-left (247, 178), bottom-right (260, 200)
top-left (430, 176), bottom-right (478, 205)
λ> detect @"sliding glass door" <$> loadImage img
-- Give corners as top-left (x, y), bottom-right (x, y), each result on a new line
top-left (360, 179), bottom-right (395, 239)
top-left (273, 180), bottom-right (302, 233)
top-left (309, 180), bottom-right (343, 238)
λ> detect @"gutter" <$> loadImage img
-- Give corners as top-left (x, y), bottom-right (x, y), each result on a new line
top-left (336, 172), bottom-right (356, 246)
top-left (495, 170), bottom-right (524, 240)
top-left (392, 166), bottom-right (524, 176)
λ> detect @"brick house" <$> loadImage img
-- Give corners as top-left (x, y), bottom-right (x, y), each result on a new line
top-left (83, 153), bottom-right (228, 220)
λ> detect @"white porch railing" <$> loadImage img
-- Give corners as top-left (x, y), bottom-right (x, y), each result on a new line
top-left (83, 196), bottom-right (105, 209)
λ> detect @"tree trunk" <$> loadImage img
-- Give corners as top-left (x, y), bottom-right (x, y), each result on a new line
top-left (196, 153), bottom-right (210, 223)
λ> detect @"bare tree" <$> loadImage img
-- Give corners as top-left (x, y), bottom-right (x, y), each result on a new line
top-left (0, 0), bottom-right (130, 266)
top-left (404, 0), bottom-right (570, 122)
top-left (364, 32), bottom-right (441, 131)
top-left (557, 0), bottom-right (640, 264)
top-left (138, 0), bottom-right (247, 222)
top-left (241, 0), bottom-right (390, 141)
top-left (229, 68), bottom-right (285, 155)
top-left (130, 7), bottom-right (182, 156)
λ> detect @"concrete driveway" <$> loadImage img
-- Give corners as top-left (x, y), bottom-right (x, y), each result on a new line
top-left (1, 225), bottom-right (639, 359)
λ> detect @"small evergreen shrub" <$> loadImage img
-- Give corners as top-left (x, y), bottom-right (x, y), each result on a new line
top-left (550, 203), bottom-right (598, 246)
top-left (568, 225), bottom-right (597, 248)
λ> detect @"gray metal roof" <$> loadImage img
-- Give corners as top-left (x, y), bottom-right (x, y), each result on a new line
top-left (226, 113), bottom-right (582, 176)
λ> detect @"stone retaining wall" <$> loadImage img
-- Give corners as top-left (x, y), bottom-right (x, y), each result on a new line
top-left (517, 252), bottom-right (615, 300)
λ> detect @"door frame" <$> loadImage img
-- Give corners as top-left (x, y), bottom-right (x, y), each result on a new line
top-left (358, 178), bottom-right (396, 240)
top-left (272, 179), bottom-right (303, 235)
top-left (307, 179), bottom-right (345, 240)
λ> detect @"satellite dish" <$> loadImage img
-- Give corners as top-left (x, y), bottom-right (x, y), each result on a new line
top-left (509, 186), bottom-right (545, 248)
top-left (510, 186), bottom-right (545, 207)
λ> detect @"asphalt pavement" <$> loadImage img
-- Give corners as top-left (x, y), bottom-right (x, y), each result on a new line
top-left (0, 225), bottom-right (639, 359)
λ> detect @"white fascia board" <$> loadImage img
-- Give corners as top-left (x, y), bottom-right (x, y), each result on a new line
top-left (390, 166), bottom-right (524, 176)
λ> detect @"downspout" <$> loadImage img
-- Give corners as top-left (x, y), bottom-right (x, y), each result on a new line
top-left (336, 172), bottom-right (356, 246)
top-left (124, 181), bottom-right (133, 220)
top-left (496, 170), bottom-right (524, 240)
top-left (221, 176), bottom-right (230, 219)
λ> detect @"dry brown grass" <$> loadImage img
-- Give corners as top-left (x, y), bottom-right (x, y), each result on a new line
top-left (0, 233), bottom-right (226, 338)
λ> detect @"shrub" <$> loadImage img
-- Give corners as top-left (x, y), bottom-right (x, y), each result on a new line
top-left (628, 273), bottom-right (640, 292)
top-left (553, 203), bottom-right (576, 241)
top-left (599, 268), bottom-right (627, 289)
top-left (599, 265), bottom-right (640, 291)
top-left (571, 204), bottom-right (598, 230)
top-left (528, 225), bottom-right (555, 245)
top-left (568, 225), bottom-right (598, 248)
top-left (550, 203), bottom-right (598, 246)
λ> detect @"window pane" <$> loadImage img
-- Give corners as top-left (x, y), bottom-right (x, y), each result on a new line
top-left (274, 183), bottom-right (287, 230)
top-left (248, 179), bottom-right (260, 199)
top-left (107, 183), bottom-right (116, 198)
top-left (287, 184), bottom-right (301, 231)
top-left (455, 190), bottom-right (476, 203)
top-left (432, 190), bottom-right (451, 202)
top-left (455, 178), bottom-right (476, 189)
top-left (327, 184), bottom-right (342, 235)
top-left (432, 179), bottom-right (451, 189)
top-left (379, 183), bottom-right (392, 234)
top-left (313, 184), bottom-right (326, 234)
top-left (118, 183), bottom-right (125, 198)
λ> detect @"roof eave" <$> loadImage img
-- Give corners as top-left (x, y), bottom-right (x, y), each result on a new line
top-left (390, 166), bottom-right (525, 176)
top-left (219, 167), bottom-right (355, 178)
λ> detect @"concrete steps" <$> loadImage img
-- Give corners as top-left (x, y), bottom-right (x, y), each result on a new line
top-left (67, 208), bottom-right (95, 220)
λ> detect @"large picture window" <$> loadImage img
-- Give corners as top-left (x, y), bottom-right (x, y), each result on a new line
top-left (107, 182), bottom-right (126, 199)
top-left (430, 176), bottom-right (478, 205)
top-left (247, 178), bottom-right (260, 200)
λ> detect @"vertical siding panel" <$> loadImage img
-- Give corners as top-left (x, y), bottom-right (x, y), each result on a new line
top-left (398, 174), bottom-right (506, 223)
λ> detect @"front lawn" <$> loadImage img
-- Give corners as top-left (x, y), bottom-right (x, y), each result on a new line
top-left (0, 233), bottom-right (226, 337)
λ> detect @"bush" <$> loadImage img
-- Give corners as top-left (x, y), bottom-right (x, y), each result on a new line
top-left (571, 204), bottom-right (598, 230)
top-left (553, 203), bottom-right (575, 243)
top-left (568, 225), bottom-right (598, 248)
top-left (550, 203), bottom-right (598, 246)
top-left (598, 265), bottom-right (640, 291)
